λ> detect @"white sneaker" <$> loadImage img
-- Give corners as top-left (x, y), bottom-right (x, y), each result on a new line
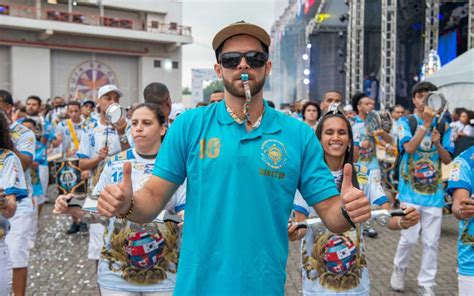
top-left (418, 286), bottom-right (435, 296)
top-left (390, 267), bottom-right (405, 292)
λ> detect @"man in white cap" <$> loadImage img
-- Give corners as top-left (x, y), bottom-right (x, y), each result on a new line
top-left (77, 84), bottom-right (129, 263)
top-left (97, 21), bottom-right (371, 295)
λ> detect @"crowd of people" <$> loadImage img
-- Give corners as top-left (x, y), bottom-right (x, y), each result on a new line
top-left (0, 21), bottom-right (473, 296)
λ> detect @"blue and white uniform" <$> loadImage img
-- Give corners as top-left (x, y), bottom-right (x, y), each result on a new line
top-left (31, 141), bottom-right (48, 205)
top-left (56, 119), bottom-right (87, 159)
top-left (77, 120), bottom-right (122, 260)
top-left (393, 114), bottom-right (454, 288)
top-left (0, 149), bottom-right (28, 295)
top-left (447, 146), bottom-right (474, 295)
top-left (293, 164), bottom-right (386, 295)
top-left (93, 148), bottom-right (185, 294)
top-left (6, 122), bottom-right (36, 268)
top-left (352, 115), bottom-right (379, 171)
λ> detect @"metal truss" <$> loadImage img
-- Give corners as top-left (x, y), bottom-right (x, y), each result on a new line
top-left (346, 0), bottom-right (365, 102)
top-left (380, 0), bottom-right (397, 110)
top-left (469, 0), bottom-right (474, 49)
top-left (305, 0), bottom-right (328, 41)
top-left (424, 0), bottom-right (440, 56)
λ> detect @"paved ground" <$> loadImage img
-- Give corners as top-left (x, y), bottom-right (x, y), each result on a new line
top-left (27, 204), bottom-right (459, 295)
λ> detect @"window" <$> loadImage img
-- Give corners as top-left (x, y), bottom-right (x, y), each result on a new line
top-left (172, 61), bottom-right (179, 69)
top-left (154, 60), bottom-right (161, 68)
top-left (151, 21), bottom-right (159, 28)
top-left (170, 22), bottom-right (177, 30)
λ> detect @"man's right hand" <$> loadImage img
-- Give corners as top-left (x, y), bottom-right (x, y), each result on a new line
top-left (53, 194), bottom-right (73, 214)
top-left (421, 106), bottom-right (436, 127)
top-left (98, 162), bottom-right (133, 218)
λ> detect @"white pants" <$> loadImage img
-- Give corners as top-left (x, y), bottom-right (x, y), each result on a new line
top-left (393, 202), bottom-right (443, 287)
top-left (100, 288), bottom-right (173, 296)
top-left (88, 223), bottom-right (105, 260)
top-left (5, 211), bottom-right (33, 268)
top-left (0, 241), bottom-right (12, 296)
top-left (459, 275), bottom-right (474, 296)
top-left (35, 165), bottom-right (49, 205)
top-left (28, 200), bottom-right (39, 250)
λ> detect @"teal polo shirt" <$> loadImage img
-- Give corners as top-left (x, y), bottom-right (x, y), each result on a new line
top-left (153, 100), bottom-right (339, 295)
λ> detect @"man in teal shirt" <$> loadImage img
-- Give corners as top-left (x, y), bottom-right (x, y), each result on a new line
top-left (98, 21), bottom-right (371, 295)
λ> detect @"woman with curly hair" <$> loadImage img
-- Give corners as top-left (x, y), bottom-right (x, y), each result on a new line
top-left (288, 108), bottom-right (420, 295)
top-left (53, 103), bottom-right (186, 295)
top-left (0, 110), bottom-right (28, 295)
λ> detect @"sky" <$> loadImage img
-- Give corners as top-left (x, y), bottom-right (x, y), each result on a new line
top-left (181, 0), bottom-right (289, 88)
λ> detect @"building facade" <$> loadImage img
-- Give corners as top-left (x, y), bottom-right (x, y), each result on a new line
top-left (0, 0), bottom-right (192, 106)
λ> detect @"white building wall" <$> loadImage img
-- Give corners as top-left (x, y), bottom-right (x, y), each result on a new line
top-left (10, 46), bottom-right (50, 101)
top-left (0, 47), bottom-right (10, 91)
top-left (138, 48), bottom-right (182, 103)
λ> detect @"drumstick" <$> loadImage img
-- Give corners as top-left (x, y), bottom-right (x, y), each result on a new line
top-left (104, 125), bottom-right (109, 148)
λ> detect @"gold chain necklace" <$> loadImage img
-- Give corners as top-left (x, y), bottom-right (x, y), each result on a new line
top-left (226, 104), bottom-right (264, 129)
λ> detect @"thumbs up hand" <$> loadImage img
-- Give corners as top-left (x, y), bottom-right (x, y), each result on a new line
top-left (340, 163), bottom-right (371, 224)
top-left (98, 162), bottom-right (133, 218)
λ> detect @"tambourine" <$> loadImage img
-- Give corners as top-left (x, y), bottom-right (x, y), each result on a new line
top-left (56, 106), bottom-right (68, 120)
top-left (365, 111), bottom-right (393, 134)
top-left (326, 102), bottom-right (345, 115)
top-left (424, 92), bottom-right (448, 116)
top-left (105, 103), bottom-right (125, 125)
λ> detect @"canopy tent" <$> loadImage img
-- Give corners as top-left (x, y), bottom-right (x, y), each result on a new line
top-left (425, 48), bottom-right (474, 110)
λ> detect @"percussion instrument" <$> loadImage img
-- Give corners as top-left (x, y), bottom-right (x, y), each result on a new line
top-left (55, 159), bottom-right (87, 196)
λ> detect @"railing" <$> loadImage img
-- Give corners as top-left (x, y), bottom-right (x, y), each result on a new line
top-left (0, 3), bottom-right (192, 37)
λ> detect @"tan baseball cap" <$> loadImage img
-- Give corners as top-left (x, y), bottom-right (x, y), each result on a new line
top-left (212, 21), bottom-right (271, 52)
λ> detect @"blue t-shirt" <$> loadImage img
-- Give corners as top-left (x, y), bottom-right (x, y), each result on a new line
top-left (152, 100), bottom-right (339, 295)
top-left (447, 146), bottom-right (474, 276)
top-left (397, 115), bottom-right (454, 207)
top-left (31, 141), bottom-right (47, 197)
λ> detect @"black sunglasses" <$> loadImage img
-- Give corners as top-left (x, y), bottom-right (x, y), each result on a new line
top-left (219, 51), bottom-right (268, 69)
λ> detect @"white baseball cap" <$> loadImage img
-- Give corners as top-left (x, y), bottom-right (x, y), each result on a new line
top-left (169, 103), bottom-right (186, 120)
top-left (98, 84), bottom-right (123, 99)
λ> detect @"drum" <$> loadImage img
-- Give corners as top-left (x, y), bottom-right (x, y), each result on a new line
top-left (48, 161), bottom-right (56, 185)
top-left (54, 159), bottom-right (87, 196)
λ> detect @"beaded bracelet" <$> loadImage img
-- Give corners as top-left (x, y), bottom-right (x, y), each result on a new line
top-left (118, 196), bottom-right (134, 220)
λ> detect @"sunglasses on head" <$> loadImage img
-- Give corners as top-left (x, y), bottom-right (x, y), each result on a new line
top-left (219, 51), bottom-right (268, 69)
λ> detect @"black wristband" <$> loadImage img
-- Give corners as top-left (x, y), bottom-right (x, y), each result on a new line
top-left (341, 206), bottom-right (356, 229)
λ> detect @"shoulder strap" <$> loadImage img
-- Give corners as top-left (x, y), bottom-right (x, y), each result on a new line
top-left (67, 119), bottom-right (80, 150)
top-left (436, 118), bottom-right (446, 141)
top-left (408, 115), bottom-right (417, 135)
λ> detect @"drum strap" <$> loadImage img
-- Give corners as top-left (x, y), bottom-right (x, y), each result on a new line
top-left (67, 119), bottom-right (80, 150)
